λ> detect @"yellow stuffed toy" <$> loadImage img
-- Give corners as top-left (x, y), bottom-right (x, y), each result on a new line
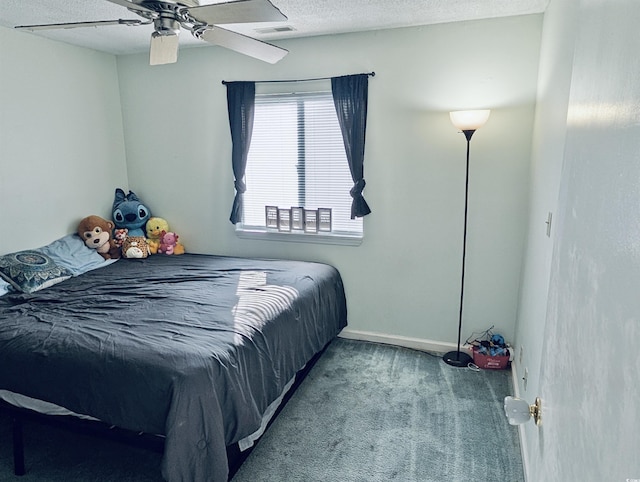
top-left (145, 217), bottom-right (185, 255)
top-left (145, 217), bottom-right (169, 254)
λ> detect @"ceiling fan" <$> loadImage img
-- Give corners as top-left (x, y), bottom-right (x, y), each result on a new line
top-left (14, 0), bottom-right (289, 65)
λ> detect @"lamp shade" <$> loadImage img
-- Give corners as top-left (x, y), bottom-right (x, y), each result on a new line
top-left (449, 110), bottom-right (491, 131)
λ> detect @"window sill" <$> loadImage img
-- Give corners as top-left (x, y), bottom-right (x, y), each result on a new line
top-left (235, 226), bottom-right (363, 246)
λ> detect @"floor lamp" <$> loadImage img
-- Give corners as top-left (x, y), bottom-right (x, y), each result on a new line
top-left (443, 109), bottom-right (491, 368)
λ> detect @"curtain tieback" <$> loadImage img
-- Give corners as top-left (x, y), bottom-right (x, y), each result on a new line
top-left (350, 179), bottom-right (366, 198)
top-left (234, 179), bottom-right (247, 193)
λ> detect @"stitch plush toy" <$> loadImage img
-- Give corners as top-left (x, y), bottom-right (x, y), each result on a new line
top-left (112, 188), bottom-right (151, 238)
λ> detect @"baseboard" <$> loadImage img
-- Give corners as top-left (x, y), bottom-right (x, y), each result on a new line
top-left (510, 362), bottom-right (530, 482)
top-left (338, 329), bottom-right (473, 356)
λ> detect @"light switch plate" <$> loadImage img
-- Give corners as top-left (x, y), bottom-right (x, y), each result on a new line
top-left (545, 212), bottom-right (553, 237)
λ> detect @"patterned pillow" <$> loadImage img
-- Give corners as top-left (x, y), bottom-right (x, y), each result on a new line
top-left (0, 250), bottom-right (73, 294)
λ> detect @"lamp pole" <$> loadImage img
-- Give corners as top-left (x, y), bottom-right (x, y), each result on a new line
top-left (444, 130), bottom-right (474, 367)
top-left (443, 110), bottom-right (490, 368)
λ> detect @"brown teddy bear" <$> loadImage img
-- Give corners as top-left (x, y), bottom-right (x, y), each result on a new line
top-left (77, 215), bottom-right (121, 260)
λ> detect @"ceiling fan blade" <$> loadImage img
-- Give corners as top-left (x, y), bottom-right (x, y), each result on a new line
top-left (188, 0), bottom-right (287, 25)
top-left (15, 19), bottom-right (143, 31)
top-left (200, 27), bottom-right (287, 64)
top-left (149, 32), bottom-right (180, 65)
top-left (105, 0), bottom-right (156, 14)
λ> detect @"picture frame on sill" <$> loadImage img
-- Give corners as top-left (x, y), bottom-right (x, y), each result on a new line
top-left (303, 209), bottom-right (318, 233)
top-left (318, 208), bottom-right (332, 232)
top-left (278, 208), bottom-right (291, 232)
top-left (291, 207), bottom-right (304, 230)
top-left (265, 206), bottom-right (278, 229)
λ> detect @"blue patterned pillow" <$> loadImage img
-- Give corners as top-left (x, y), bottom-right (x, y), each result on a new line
top-left (0, 250), bottom-right (72, 294)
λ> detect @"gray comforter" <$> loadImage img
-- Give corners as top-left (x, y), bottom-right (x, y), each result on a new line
top-left (0, 254), bottom-right (347, 481)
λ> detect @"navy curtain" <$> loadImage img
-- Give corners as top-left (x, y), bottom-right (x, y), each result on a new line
top-left (225, 81), bottom-right (256, 224)
top-left (331, 74), bottom-right (372, 219)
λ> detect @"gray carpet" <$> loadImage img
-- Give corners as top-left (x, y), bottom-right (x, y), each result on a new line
top-left (0, 338), bottom-right (523, 481)
top-left (232, 339), bottom-right (523, 482)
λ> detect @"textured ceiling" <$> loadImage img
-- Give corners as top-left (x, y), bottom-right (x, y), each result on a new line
top-left (0, 0), bottom-right (549, 56)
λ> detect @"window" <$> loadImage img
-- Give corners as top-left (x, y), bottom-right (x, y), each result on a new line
top-left (237, 90), bottom-right (363, 243)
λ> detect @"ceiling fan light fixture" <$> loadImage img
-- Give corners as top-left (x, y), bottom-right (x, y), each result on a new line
top-left (150, 31), bottom-right (179, 65)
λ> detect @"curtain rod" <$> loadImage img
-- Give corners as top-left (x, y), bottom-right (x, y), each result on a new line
top-left (221, 71), bottom-right (375, 85)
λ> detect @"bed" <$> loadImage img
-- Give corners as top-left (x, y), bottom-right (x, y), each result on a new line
top-left (0, 246), bottom-right (347, 481)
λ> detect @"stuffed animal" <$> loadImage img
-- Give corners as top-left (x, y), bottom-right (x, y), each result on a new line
top-left (145, 217), bottom-right (170, 254)
top-left (121, 236), bottom-right (150, 259)
top-left (113, 228), bottom-right (128, 248)
top-left (77, 215), bottom-right (121, 260)
top-left (146, 217), bottom-right (185, 255)
top-left (173, 239), bottom-right (185, 255)
top-left (112, 188), bottom-right (151, 237)
top-left (158, 231), bottom-right (179, 255)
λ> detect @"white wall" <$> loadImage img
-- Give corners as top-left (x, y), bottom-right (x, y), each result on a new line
top-left (512, 0), bottom-right (577, 475)
top-left (516, 0), bottom-right (640, 480)
top-left (116, 15), bottom-right (542, 348)
top-left (0, 26), bottom-right (129, 254)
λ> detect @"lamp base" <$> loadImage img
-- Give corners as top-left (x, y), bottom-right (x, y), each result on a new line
top-left (443, 350), bottom-right (473, 367)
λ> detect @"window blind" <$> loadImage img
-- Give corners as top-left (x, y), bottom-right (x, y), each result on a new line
top-left (242, 91), bottom-right (363, 235)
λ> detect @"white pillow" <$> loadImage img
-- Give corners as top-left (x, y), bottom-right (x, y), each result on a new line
top-left (0, 278), bottom-right (11, 297)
